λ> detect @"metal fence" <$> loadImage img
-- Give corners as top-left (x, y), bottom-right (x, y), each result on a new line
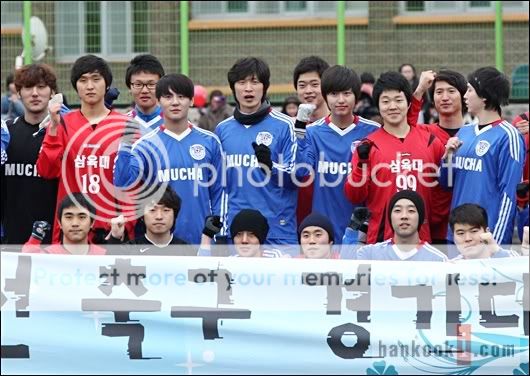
top-left (1, 1), bottom-right (528, 106)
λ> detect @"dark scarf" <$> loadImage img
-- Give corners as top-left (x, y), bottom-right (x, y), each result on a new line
top-left (233, 101), bottom-right (271, 125)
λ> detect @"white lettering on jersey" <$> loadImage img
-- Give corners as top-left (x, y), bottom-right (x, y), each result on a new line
top-left (4, 163), bottom-right (40, 177)
top-left (455, 156), bottom-right (483, 172)
top-left (226, 154), bottom-right (259, 168)
top-left (317, 161), bottom-right (352, 175)
top-left (157, 167), bottom-right (204, 182)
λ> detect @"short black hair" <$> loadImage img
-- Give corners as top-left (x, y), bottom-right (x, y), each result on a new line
top-left (360, 72), bottom-right (376, 84)
top-left (372, 71), bottom-right (413, 109)
top-left (57, 193), bottom-right (96, 222)
top-left (155, 74), bottom-right (194, 100)
top-left (227, 57), bottom-right (270, 103)
top-left (449, 203), bottom-right (489, 232)
top-left (468, 66), bottom-right (509, 116)
top-left (293, 56), bottom-right (330, 90)
top-left (321, 65), bottom-right (361, 103)
top-left (143, 185), bottom-right (182, 233)
top-left (125, 54), bottom-right (165, 88)
top-left (70, 54), bottom-right (113, 91)
top-left (429, 69), bottom-right (468, 114)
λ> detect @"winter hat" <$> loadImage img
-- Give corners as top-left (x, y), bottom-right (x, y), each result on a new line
top-left (387, 190), bottom-right (425, 231)
top-left (230, 209), bottom-right (269, 244)
top-left (298, 212), bottom-right (335, 243)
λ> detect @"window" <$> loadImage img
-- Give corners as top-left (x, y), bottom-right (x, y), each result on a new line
top-left (191, 1), bottom-right (368, 20)
top-left (400, 1), bottom-right (528, 14)
top-left (1, 1), bottom-right (22, 27)
top-left (55, 1), bottom-right (146, 61)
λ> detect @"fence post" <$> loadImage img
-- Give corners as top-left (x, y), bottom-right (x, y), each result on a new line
top-left (23, 1), bottom-right (32, 65)
top-left (337, 1), bottom-right (345, 65)
top-left (180, 1), bottom-right (189, 75)
top-left (494, 1), bottom-right (504, 72)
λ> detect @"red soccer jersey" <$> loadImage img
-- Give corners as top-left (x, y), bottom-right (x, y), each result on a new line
top-left (344, 125), bottom-right (445, 244)
top-left (37, 110), bottom-right (134, 243)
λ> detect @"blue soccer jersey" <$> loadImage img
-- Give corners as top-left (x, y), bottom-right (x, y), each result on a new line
top-left (127, 105), bottom-right (164, 133)
top-left (114, 124), bottom-right (223, 244)
top-left (351, 239), bottom-right (447, 261)
top-left (297, 115), bottom-right (380, 242)
top-left (215, 110), bottom-right (298, 244)
top-left (440, 121), bottom-right (525, 245)
top-left (1, 119), bottom-right (9, 165)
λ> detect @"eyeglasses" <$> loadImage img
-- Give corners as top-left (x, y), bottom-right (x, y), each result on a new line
top-left (131, 82), bottom-right (157, 91)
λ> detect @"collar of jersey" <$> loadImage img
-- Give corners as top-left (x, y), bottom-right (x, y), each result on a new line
top-left (159, 123), bottom-right (193, 141)
top-left (324, 115), bottom-right (359, 136)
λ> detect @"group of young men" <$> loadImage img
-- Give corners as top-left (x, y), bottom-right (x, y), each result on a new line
top-left (1, 53), bottom-right (528, 262)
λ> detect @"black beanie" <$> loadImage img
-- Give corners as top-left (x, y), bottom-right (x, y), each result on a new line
top-left (387, 190), bottom-right (425, 230)
top-left (230, 209), bottom-right (269, 244)
top-left (298, 212), bottom-right (335, 243)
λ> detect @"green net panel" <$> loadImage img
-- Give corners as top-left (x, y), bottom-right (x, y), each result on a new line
top-left (1, 1), bottom-right (528, 107)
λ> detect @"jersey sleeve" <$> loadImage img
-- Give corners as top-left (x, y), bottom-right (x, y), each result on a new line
top-left (407, 96), bottom-right (423, 126)
top-left (344, 142), bottom-right (371, 204)
top-left (295, 127), bottom-right (315, 179)
top-left (271, 120), bottom-right (298, 188)
top-left (36, 120), bottom-right (68, 179)
top-left (492, 130), bottom-right (525, 243)
top-left (1, 120), bottom-right (9, 165)
top-left (208, 137), bottom-right (224, 216)
top-left (114, 140), bottom-right (153, 188)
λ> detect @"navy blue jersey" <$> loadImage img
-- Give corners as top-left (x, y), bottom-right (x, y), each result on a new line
top-left (297, 115), bottom-right (380, 242)
top-left (215, 110), bottom-right (298, 243)
top-left (114, 124), bottom-right (223, 244)
top-left (440, 121), bottom-right (525, 245)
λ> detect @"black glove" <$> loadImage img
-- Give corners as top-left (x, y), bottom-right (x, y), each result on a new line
top-left (356, 140), bottom-right (372, 162)
top-left (349, 207), bottom-right (371, 231)
top-left (294, 119), bottom-right (307, 130)
top-left (203, 215), bottom-right (223, 238)
top-left (31, 221), bottom-right (51, 241)
top-left (252, 142), bottom-right (273, 171)
top-left (516, 181), bottom-right (529, 199)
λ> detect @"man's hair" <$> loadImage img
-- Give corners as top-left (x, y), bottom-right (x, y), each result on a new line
top-left (360, 72), bottom-right (376, 84)
top-left (209, 89), bottom-right (224, 102)
top-left (14, 63), bottom-right (58, 93)
top-left (372, 71), bottom-right (413, 109)
top-left (71, 54), bottom-right (113, 91)
top-left (5, 73), bottom-right (14, 91)
top-left (293, 56), bottom-right (330, 90)
top-left (321, 65), bottom-right (361, 103)
top-left (449, 203), bottom-right (489, 232)
top-left (125, 54), bottom-right (165, 88)
top-left (141, 185), bottom-right (182, 233)
top-left (399, 63), bottom-right (417, 78)
top-left (227, 57), bottom-right (270, 102)
top-left (57, 193), bottom-right (96, 222)
top-left (155, 74), bottom-right (194, 100)
top-left (467, 66), bottom-right (510, 116)
top-left (429, 69), bottom-right (468, 114)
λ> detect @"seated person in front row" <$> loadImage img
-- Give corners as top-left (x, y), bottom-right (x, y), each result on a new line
top-left (106, 185), bottom-right (196, 256)
top-left (23, 193), bottom-right (106, 255)
top-left (449, 203), bottom-right (519, 260)
top-left (344, 190), bottom-right (447, 261)
top-left (297, 212), bottom-right (339, 259)
top-left (230, 209), bottom-right (285, 258)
